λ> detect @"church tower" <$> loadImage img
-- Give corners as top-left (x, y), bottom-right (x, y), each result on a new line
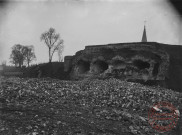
top-left (141, 24), bottom-right (147, 42)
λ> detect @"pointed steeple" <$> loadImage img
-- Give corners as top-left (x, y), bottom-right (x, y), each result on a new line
top-left (141, 23), bottom-right (147, 42)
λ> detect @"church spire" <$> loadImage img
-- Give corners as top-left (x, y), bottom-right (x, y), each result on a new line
top-left (141, 22), bottom-right (147, 42)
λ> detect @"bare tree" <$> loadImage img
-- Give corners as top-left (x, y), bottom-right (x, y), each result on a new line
top-left (58, 45), bottom-right (64, 62)
top-left (10, 44), bottom-right (36, 67)
top-left (40, 28), bottom-right (64, 63)
top-left (10, 44), bottom-right (25, 67)
top-left (23, 45), bottom-right (36, 67)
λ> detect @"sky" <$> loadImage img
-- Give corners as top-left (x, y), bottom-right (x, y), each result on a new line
top-left (0, 0), bottom-right (181, 65)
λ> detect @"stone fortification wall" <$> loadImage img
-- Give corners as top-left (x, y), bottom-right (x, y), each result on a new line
top-left (64, 42), bottom-right (182, 92)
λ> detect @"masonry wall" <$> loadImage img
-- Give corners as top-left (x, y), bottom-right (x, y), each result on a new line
top-left (64, 56), bottom-right (73, 72)
top-left (65, 42), bottom-right (182, 92)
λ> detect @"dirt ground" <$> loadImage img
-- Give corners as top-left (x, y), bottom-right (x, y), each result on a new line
top-left (0, 77), bottom-right (181, 135)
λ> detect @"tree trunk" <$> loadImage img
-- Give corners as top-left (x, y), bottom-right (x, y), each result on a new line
top-left (49, 48), bottom-right (51, 63)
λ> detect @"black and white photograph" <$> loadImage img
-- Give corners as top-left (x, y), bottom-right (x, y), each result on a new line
top-left (0, 0), bottom-right (182, 134)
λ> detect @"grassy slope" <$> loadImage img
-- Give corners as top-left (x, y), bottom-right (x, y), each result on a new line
top-left (0, 77), bottom-right (181, 135)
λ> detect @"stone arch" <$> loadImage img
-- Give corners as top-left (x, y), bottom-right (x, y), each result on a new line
top-left (91, 60), bottom-right (108, 74)
top-left (77, 60), bottom-right (90, 74)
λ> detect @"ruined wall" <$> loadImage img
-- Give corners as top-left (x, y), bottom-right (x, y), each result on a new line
top-left (64, 42), bottom-right (182, 92)
top-left (64, 56), bottom-right (73, 72)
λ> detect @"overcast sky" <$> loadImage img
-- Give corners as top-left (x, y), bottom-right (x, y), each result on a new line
top-left (0, 0), bottom-right (181, 64)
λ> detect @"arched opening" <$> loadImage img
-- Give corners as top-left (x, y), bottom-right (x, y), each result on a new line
top-left (92, 60), bottom-right (108, 73)
top-left (133, 60), bottom-right (150, 70)
top-left (112, 60), bottom-right (126, 69)
top-left (77, 60), bottom-right (90, 74)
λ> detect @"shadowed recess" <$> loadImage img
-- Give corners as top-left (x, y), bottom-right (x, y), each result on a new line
top-left (152, 62), bottom-right (160, 76)
top-left (133, 60), bottom-right (150, 70)
top-left (77, 60), bottom-right (90, 74)
top-left (92, 60), bottom-right (108, 73)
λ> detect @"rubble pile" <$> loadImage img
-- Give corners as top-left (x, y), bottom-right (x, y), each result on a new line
top-left (0, 77), bottom-right (181, 135)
